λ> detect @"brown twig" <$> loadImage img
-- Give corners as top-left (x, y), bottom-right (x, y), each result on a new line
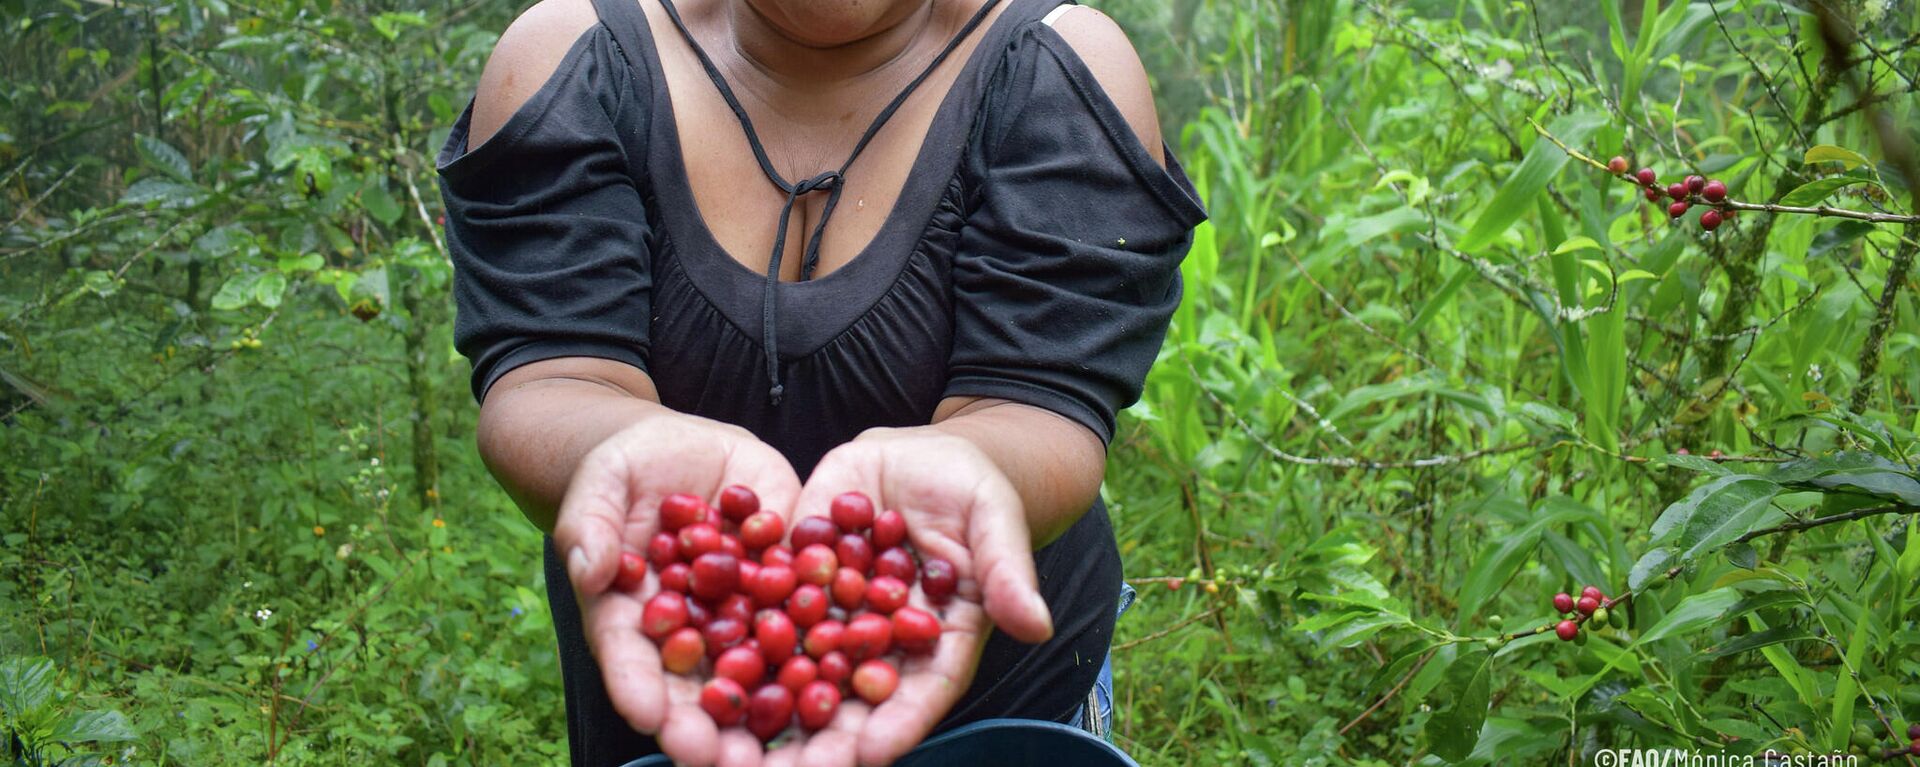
top-left (1113, 605), bottom-right (1226, 652)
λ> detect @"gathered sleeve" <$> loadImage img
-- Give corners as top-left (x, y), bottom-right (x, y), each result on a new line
top-left (435, 29), bottom-right (653, 403)
top-left (946, 26), bottom-right (1208, 443)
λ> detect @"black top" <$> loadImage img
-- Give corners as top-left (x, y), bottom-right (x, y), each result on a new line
top-left (436, 0), bottom-right (1204, 761)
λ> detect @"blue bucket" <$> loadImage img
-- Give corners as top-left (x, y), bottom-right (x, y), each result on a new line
top-left (617, 718), bottom-right (1137, 767)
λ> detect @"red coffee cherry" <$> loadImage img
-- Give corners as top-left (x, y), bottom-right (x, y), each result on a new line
top-left (1644, 186), bottom-right (1661, 202)
top-left (714, 645), bottom-right (766, 688)
top-left (921, 558), bottom-right (957, 604)
top-left (658, 562), bottom-right (691, 594)
top-left (748, 564), bottom-right (799, 608)
top-left (1580, 585), bottom-right (1605, 602)
top-left (1636, 168), bottom-right (1657, 186)
top-left (1702, 179), bottom-right (1727, 202)
top-left (1666, 182), bottom-right (1688, 201)
top-left (830, 492), bottom-right (876, 532)
top-left (647, 532), bottom-right (680, 570)
top-left (872, 509), bottom-right (907, 549)
top-left (702, 616), bottom-right (748, 659)
top-left (700, 677), bottom-right (748, 727)
top-left (740, 511), bottom-right (785, 551)
top-left (719, 534), bottom-right (747, 560)
top-left (642, 592), bottom-right (689, 640)
top-left (1910, 723), bottom-right (1920, 740)
top-left (1576, 596), bottom-right (1599, 615)
top-left (690, 552), bottom-right (741, 602)
top-left (787, 584), bottom-right (830, 628)
top-left (1552, 592), bottom-right (1575, 614)
top-left (739, 559), bottom-right (760, 584)
top-left (660, 627), bottom-right (705, 675)
top-left (760, 544), bottom-right (794, 568)
top-left (1685, 175), bottom-right (1705, 194)
top-left (747, 683), bottom-right (795, 741)
top-left (1608, 156), bottom-right (1629, 175)
top-left (844, 613), bottom-right (894, 661)
top-left (891, 606), bottom-right (940, 654)
top-left (1556, 619), bottom-right (1579, 641)
top-left (1700, 209), bottom-right (1723, 231)
top-left (660, 493), bottom-right (708, 531)
top-left (685, 597), bottom-right (712, 629)
top-left (614, 551), bottom-right (649, 592)
top-left (817, 651), bottom-right (852, 684)
top-left (794, 544), bottom-right (839, 587)
top-left (754, 608), bottom-right (799, 666)
top-left (777, 655), bottom-right (818, 694)
top-left (851, 659), bottom-right (900, 705)
top-left (718, 484), bottom-right (760, 524)
top-left (873, 547), bottom-right (916, 585)
top-left (866, 576), bottom-right (910, 615)
top-left (677, 523), bottom-right (723, 560)
top-left (804, 619), bottom-right (845, 659)
top-left (835, 534), bottom-right (875, 575)
top-left (717, 593), bottom-right (755, 624)
top-left (797, 679), bottom-right (842, 731)
top-left (831, 568), bottom-right (868, 610)
top-left (1668, 201), bottom-right (1690, 219)
top-left (790, 517), bottom-right (840, 552)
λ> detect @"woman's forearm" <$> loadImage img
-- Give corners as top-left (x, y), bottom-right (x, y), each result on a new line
top-left (476, 358), bottom-right (668, 532)
top-left (928, 398), bottom-right (1108, 547)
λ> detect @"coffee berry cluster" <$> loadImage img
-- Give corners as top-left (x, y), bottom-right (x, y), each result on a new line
top-left (1608, 156), bottom-right (1734, 232)
top-left (616, 487), bottom-right (954, 744)
top-left (1551, 584), bottom-right (1628, 645)
top-left (1855, 722), bottom-right (1920, 760)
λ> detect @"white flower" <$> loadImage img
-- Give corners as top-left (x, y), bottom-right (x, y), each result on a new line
top-left (370, 457), bottom-right (380, 467)
top-left (1808, 364), bottom-right (1823, 382)
top-left (242, 580), bottom-right (253, 589)
top-left (376, 488), bottom-right (390, 500)
top-left (335, 543), bottom-right (354, 560)
top-left (254, 607), bottom-right (273, 621)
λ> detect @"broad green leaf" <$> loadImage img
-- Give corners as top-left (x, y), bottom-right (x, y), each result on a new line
top-left (0, 657), bottom-right (56, 715)
top-left (361, 184), bottom-right (403, 226)
top-left (1647, 476), bottom-right (1781, 561)
top-left (211, 273), bottom-right (260, 311)
top-left (136, 133), bottom-right (192, 183)
top-left (254, 272), bottom-right (288, 308)
top-left (1552, 236), bottom-right (1601, 255)
top-left (1656, 454), bottom-right (1732, 476)
top-left (1724, 541), bottom-right (1756, 570)
top-left (51, 710), bottom-right (136, 743)
top-left (1635, 587), bottom-right (1739, 644)
top-left (1779, 177), bottom-right (1870, 207)
top-left (1456, 112), bottom-right (1602, 253)
top-left (1701, 626), bottom-right (1813, 659)
top-left (1362, 640), bottom-right (1440, 700)
top-left (1628, 547), bottom-right (1676, 591)
top-left (1804, 145), bottom-right (1870, 170)
top-left (1423, 648), bottom-right (1492, 762)
top-left (1456, 505), bottom-right (1596, 622)
top-left (277, 253), bottom-right (325, 273)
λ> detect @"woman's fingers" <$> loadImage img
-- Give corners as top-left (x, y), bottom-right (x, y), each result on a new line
top-left (963, 483), bottom-right (1052, 644)
top-left (554, 443), bottom-right (639, 595)
top-left (659, 699), bottom-right (724, 767)
top-left (800, 700), bottom-right (869, 767)
top-left (587, 595), bottom-right (669, 733)
top-left (854, 600), bottom-right (987, 766)
top-left (715, 728), bottom-right (768, 767)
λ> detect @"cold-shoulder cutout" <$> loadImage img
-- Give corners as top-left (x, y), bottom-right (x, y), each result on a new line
top-left (471, 0), bottom-right (607, 147)
top-left (1043, 6), bottom-right (1164, 168)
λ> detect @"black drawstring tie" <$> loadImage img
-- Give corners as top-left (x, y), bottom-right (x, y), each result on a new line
top-left (657, 0), bottom-right (1004, 405)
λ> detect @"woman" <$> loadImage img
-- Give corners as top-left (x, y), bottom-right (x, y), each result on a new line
top-left (436, 0), bottom-right (1204, 763)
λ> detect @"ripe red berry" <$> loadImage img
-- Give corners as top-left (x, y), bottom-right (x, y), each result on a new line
top-left (690, 552), bottom-right (741, 602)
top-left (872, 509), bottom-right (907, 549)
top-left (790, 517), bottom-right (840, 552)
top-left (921, 558), bottom-right (957, 604)
top-left (1668, 201), bottom-right (1690, 219)
top-left (831, 568), bottom-right (868, 610)
top-left (614, 551), bottom-right (649, 592)
top-left (804, 619), bottom-right (845, 659)
top-left (740, 511), bottom-right (785, 551)
top-left (873, 547), bottom-right (916, 585)
top-left (642, 592), bottom-right (689, 640)
top-left (658, 562), bottom-right (691, 594)
top-left (677, 523), bottom-right (722, 560)
top-left (1685, 175), bottom-right (1704, 194)
top-left (1644, 186), bottom-right (1661, 202)
top-left (1701, 209), bottom-right (1723, 231)
top-left (1636, 168), bottom-right (1657, 186)
top-left (719, 534), bottom-right (747, 560)
top-left (660, 627), bottom-right (705, 674)
top-left (787, 584), bottom-right (830, 628)
top-left (748, 564), bottom-right (798, 608)
top-left (851, 659), bottom-right (900, 705)
top-left (1552, 592), bottom-right (1575, 614)
top-left (702, 617), bottom-right (748, 659)
top-left (794, 544), bottom-right (839, 587)
top-left (1908, 738), bottom-right (1919, 756)
top-left (1702, 179), bottom-right (1727, 202)
top-left (739, 558), bottom-right (760, 583)
top-left (718, 484), bottom-right (760, 524)
top-left (844, 613), bottom-right (893, 661)
top-left (760, 545), bottom-right (794, 568)
top-left (797, 679), bottom-right (841, 731)
top-left (1556, 620), bottom-right (1579, 641)
top-left (747, 683), bottom-right (795, 741)
top-left (714, 645), bottom-right (766, 688)
top-left (1580, 585), bottom-right (1604, 602)
top-left (660, 493), bottom-right (708, 531)
top-left (717, 593), bottom-right (755, 624)
top-left (866, 576), bottom-right (910, 614)
top-left (830, 492), bottom-right (876, 532)
top-left (647, 532), bottom-right (680, 570)
top-left (835, 534), bottom-right (874, 575)
top-left (891, 606), bottom-right (940, 654)
top-left (1666, 182), bottom-right (1688, 201)
top-left (684, 597), bottom-right (712, 629)
top-left (1910, 724), bottom-right (1920, 740)
top-left (1576, 596), bottom-right (1600, 615)
top-left (777, 655), bottom-right (818, 694)
top-left (700, 677), bottom-right (748, 727)
top-left (817, 651), bottom-right (852, 684)
top-left (1608, 156), bottom-right (1629, 175)
top-left (754, 609), bottom-right (799, 665)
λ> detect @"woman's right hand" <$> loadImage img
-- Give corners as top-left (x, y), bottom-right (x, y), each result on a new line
top-left (553, 411), bottom-right (803, 767)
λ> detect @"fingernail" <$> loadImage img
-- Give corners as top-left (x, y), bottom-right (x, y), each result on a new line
top-left (1027, 590), bottom-right (1052, 621)
top-left (567, 546), bottom-right (589, 584)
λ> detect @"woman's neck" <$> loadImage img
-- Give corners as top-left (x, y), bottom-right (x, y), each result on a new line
top-left (727, 0), bottom-right (941, 88)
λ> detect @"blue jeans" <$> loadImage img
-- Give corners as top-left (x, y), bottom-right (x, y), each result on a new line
top-left (1066, 582), bottom-right (1136, 740)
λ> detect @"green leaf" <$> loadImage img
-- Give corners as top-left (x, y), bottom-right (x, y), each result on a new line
top-left (211, 273), bottom-right (260, 311)
top-left (361, 184), bottom-right (403, 226)
top-left (1724, 541), bottom-right (1757, 570)
top-left (1456, 504), bottom-right (1595, 622)
top-left (136, 133), bottom-right (192, 183)
top-left (1647, 475), bottom-right (1781, 561)
top-left (1552, 236), bottom-right (1602, 255)
top-left (1456, 112), bottom-right (1603, 253)
top-left (370, 11), bottom-right (427, 40)
top-left (0, 657), bottom-right (56, 715)
top-left (277, 253), bottom-right (324, 273)
top-left (1780, 177), bottom-right (1870, 207)
top-left (51, 710), bottom-right (136, 743)
top-left (1423, 648), bottom-right (1493, 762)
top-left (254, 272), bottom-right (288, 308)
top-left (1628, 547), bottom-right (1676, 590)
top-left (1636, 587), bottom-right (1740, 644)
top-left (1701, 626), bottom-right (1814, 659)
top-left (1656, 454), bottom-right (1732, 476)
top-left (1804, 145), bottom-right (1870, 170)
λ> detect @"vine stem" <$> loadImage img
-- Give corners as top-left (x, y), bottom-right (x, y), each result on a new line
top-left (1112, 605), bottom-right (1225, 652)
top-left (1730, 504), bottom-right (1915, 545)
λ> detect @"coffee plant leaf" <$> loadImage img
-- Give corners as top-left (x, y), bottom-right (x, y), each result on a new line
top-left (1700, 626), bottom-right (1814, 659)
top-left (1456, 111), bottom-right (1602, 253)
top-left (135, 133), bottom-right (192, 183)
top-left (1780, 176), bottom-right (1874, 207)
top-left (1423, 647), bottom-right (1492, 762)
top-left (1655, 453), bottom-right (1732, 476)
top-left (1803, 144), bottom-right (1871, 170)
top-left (50, 709), bottom-right (136, 743)
top-left (1633, 587), bottom-right (1740, 645)
top-left (1456, 504), bottom-right (1595, 622)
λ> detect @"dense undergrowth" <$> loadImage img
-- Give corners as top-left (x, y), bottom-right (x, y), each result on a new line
top-left (5, 0), bottom-right (1920, 764)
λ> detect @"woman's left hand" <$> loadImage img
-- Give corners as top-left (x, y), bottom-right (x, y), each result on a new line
top-left (761, 427), bottom-right (1055, 767)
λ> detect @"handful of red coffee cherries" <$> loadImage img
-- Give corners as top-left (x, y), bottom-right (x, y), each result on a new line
top-left (612, 487), bottom-right (955, 744)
